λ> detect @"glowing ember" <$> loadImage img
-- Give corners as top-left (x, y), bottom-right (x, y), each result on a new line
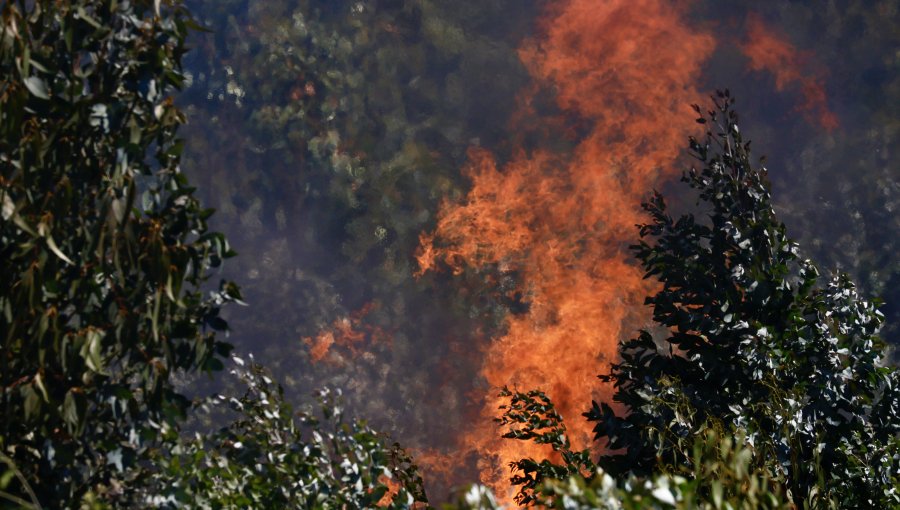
top-left (376, 474), bottom-right (402, 507)
top-left (302, 302), bottom-right (389, 363)
top-left (741, 14), bottom-right (839, 130)
top-left (418, 0), bottom-right (715, 500)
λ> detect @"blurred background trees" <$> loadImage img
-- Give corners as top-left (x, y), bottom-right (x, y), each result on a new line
top-left (175, 1), bottom-right (542, 489)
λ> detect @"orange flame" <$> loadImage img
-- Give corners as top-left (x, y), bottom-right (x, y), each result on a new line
top-left (376, 474), bottom-right (402, 507)
top-left (302, 302), bottom-right (389, 363)
top-left (741, 14), bottom-right (839, 130)
top-left (417, 0), bottom-right (715, 500)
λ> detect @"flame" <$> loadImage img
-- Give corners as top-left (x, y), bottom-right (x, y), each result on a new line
top-left (376, 474), bottom-right (402, 507)
top-left (302, 302), bottom-right (389, 363)
top-left (741, 14), bottom-right (839, 130)
top-left (417, 0), bottom-right (715, 499)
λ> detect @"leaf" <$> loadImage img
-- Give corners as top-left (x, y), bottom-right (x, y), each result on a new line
top-left (12, 213), bottom-right (37, 236)
top-left (80, 329), bottom-right (104, 372)
top-left (75, 7), bottom-right (102, 29)
top-left (0, 469), bottom-right (15, 490)
top-left (33, 372), bottom-right (49, 403)
top-left (712, 480), bottom-right (723, 508)
top-left (22, 385), bottom-right (41, 420)
top-left (63, 390), bottom-right (86, 433)
top-left (0, 190), bottom-right (14, 220)
top-left (165, 272), bottom-right (176, 302)
top-left (23, 76), bottom-right (49, 99)
top-left (89, 104), bottom-right (109, 132)
top-left (45, 233), bottom-right (75, 265)
top-left (107, 449), bottom-right (124, 472)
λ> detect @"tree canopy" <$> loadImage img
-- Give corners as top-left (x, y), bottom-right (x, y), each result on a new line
top-left (0, 1), bottom-right (239, 506)
top-left (498, 93), bottom-right (900, 508)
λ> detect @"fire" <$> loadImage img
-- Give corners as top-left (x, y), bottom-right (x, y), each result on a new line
top-left (376, 474), bottom-right (402, 507)
top-left (417, 0), bottom-right (715, 499)
top-left (291, 0), bottom-right (838, 502)
top-left (302, 302), bottom-right (389, 363)
top-left (741, 14), bottom-right (839, 130)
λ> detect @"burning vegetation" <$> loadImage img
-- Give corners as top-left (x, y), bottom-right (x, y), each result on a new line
top-left (2, 0), bottom-right (897, 507)
top-left (417, 0), bottom-right (715, 496)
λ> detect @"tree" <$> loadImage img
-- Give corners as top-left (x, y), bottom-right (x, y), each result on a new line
top-left (440, 421), bottom-right (791, 510)
top-left (0, 1), bottom-right (239, 506)
top-left (144, 358), bottom-right (429, 509)
top-left (496, 388), bottom-right (790, 509)
top-left (488, 95), bottom-right (899, 508)
top-left (585, 93), bottom-right (900, 507)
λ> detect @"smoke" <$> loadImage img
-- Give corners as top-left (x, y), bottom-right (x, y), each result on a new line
top-left (740, 13), bottom-right (838, 130)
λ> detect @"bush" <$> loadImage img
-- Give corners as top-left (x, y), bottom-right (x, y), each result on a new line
top-left (145, 358), bottom-right (428, 509)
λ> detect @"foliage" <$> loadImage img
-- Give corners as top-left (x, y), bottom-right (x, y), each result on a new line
top-left (446, 426), bottom-right (791, 510)
top-left (495, 388), bottom-right (596, 505)
top-left (699, 1), bottom-right (900, 359)
top-left (496, 388), bottom-right (789, 509)
top-left (0, 0), bottom-right (239, 506)
top-left (586, 94), bottom-right (900, 507)
top-left (145, 358), bottom-right (428, 509)
top-left (0, 452), bottom-right (39, 509)
top-left (180, 0), bottom-right (531, 336)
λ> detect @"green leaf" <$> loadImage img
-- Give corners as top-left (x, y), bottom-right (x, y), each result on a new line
top-left (712, 480), bottom-right (723, 508)
top-left (45, 233), bottom-right (74, 265)
top-left (80, 329), bottom-right (104, 373)
top-left (63, 390), bottom-right (85, 433)
top-left (0, 469), bottom-right (15, 490)
top-left (23, 76), bottom-right (49, 100)
top-left (22, 385), bottom-right (40, 420)
top-left (33, 372), bottom-right (49, 403)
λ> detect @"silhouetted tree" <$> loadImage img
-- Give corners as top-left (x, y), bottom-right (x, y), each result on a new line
top-left (494, 94), bottom-right (898, 508)
top-left (586, 93), bottom-right (899, 507)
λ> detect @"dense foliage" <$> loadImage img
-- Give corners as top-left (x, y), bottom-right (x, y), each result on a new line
top-left (485, 95), bottom-right (899, 508)
top-left (577, 95), bottom-right (899, 507)
top-left (0, 0), bottom-right (239, 506)
top-left (699, 1), bottom-right (900, 357)
top-left (496, 388), bottom-right (790, 509)
top-left (145, 358), bottom-right (428, 509)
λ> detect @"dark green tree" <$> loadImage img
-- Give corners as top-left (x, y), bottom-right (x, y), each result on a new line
top-left (0, 1), bottom-right (239, 506)
top-left (497, 387), bottom-right (790, 508)
top-left (491, 95), bottom-right (898, 508)
top-left (586, 93), bottom-right (900, 507)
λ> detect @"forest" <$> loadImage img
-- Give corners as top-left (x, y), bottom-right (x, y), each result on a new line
top-left (1, 0), bottom-right (898, 508)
